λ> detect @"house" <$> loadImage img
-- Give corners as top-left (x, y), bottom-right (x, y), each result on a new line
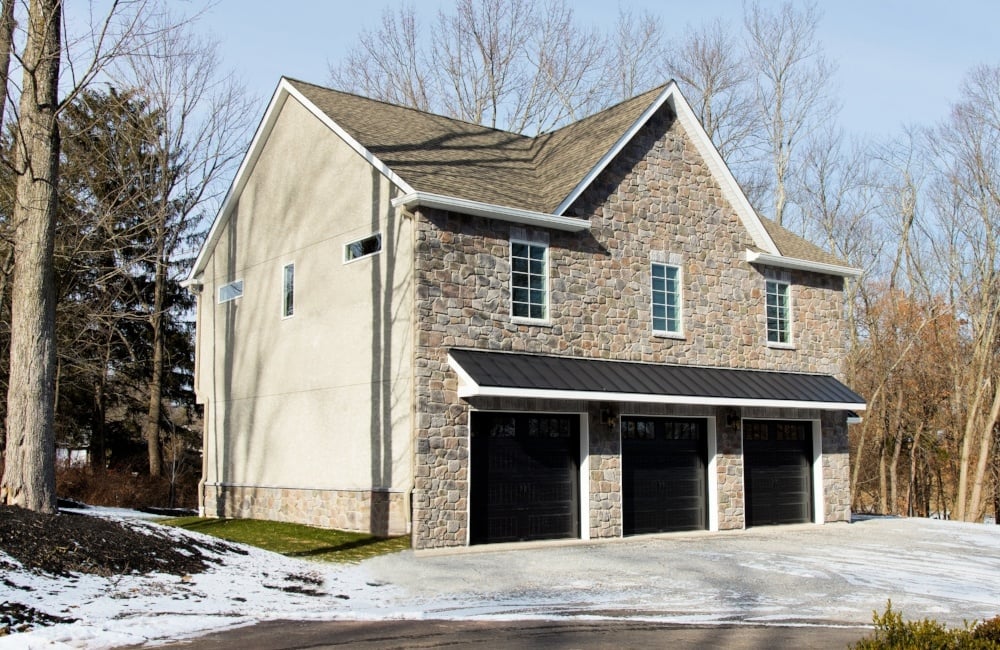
top-left (185, 77), bottom-right (866, 549)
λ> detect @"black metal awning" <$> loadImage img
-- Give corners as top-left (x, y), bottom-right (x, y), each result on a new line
top-left (448, 349), bottom-right (866, 411)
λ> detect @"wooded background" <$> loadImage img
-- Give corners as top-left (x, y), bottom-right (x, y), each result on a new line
top-left (0, 0), bottom-right (997, 522)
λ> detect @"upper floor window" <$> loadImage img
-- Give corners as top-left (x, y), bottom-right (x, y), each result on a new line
top-left (282, 263), bottom-right (294, 318)
top-left (344, 233), bottom-right (382, 262)
top-left (511, 240), bottom-right (548, 321)
top-left (766, 279), bottom-right (791, 344)
top-left (218, 279), bottom-right (243, 304)
top-left (652, 263), bottom-right (681, 335)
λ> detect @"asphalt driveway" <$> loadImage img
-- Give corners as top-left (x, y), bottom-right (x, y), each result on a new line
top-left (353, 517), bottom-right (1000, 628)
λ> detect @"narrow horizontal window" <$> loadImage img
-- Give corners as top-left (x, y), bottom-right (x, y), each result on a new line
top-left (218, 279), bottom-right (244, 303)
top-left (652, 263), bottom-right (681, 334)
top-left (345, 233), bottom-right (382, 262)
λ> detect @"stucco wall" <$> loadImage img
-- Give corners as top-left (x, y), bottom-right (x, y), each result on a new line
top-left (410, 106), bottom-right (850, 548)
top-left (195, 95), bottom-right (414, 528)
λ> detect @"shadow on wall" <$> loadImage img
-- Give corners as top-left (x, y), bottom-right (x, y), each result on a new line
top-left (370, 167), bottom-right (407, 537)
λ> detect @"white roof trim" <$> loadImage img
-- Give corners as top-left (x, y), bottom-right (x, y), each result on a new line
top-left (393, 192), bottom-right (591, 232)
top-left (746, 250), bottom-right (862, 278)
top-left (456, 384), bottom-right (866, 412)
top-left (553, 85), bottom-right (672, 216)
top-left (554, 82), bottom-right (780, 256)
top-left (185, 78), bottom-right (416, 286)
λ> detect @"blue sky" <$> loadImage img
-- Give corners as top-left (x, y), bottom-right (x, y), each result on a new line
top-left (202, 1), bottom-right (999, 139)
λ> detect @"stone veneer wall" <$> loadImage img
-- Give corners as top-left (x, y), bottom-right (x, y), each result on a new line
top-left (410, 105), bottom-right (850, 549)
top-left (201, 483), bottom-right (408, 537)
top-left (821, 411), bottom-right (851, 523)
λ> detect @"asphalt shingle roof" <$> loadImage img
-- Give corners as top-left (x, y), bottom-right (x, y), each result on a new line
top-left (288, 78), bottom-right (849, 268)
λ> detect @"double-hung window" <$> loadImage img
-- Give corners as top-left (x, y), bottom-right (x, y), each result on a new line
top-left (651, 263), bottom-right (681, 335)
top-left (511, 240), bottom-right (548, 321)
top-left (766, 279), bottom-right (791, 344)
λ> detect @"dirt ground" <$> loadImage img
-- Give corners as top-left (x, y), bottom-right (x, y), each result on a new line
top-left (0, 504), bottom-right (238, 635)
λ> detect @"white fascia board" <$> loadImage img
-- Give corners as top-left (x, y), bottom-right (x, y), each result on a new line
top-left (283, 81), bottom-right (415, 196)
top-left (185, 78), bottom-right (416, 286)
top-left (393, 192), bottom-right (590, 232)
top-left (186, 82), bottom-right (293, 286)
top-left (553, 82), bottom-right (779, 256)
top-left (745, 250), bottom-right (862, 278)
top-left (666, 85), bottom-right (779, 255)
top-left (554, 85), bottom-right (673, 217)
top-left (456, 384), bottom-right (866, 411)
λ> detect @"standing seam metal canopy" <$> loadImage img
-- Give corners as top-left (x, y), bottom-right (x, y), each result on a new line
top-left (448, 349), bottom-right (866, 409)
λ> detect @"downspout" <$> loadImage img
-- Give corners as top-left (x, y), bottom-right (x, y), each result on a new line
top-left (404, 204), bottom-right (418, 539)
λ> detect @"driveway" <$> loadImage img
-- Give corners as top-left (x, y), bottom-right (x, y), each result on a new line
top-left (349, 517), bottom-right (1000, 628)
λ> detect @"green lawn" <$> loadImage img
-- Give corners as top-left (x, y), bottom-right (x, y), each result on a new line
top-left (160, 517), bottom-right (410, 563)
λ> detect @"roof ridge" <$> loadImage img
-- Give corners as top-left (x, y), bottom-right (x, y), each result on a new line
top-left (284, 77), bottom-right (535, 141)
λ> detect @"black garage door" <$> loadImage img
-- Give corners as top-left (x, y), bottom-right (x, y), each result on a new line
top-left (744, 420), bottom-right (813, 526)
top-left (470, 412), bottom-right (579, 544)
top-left (622, 417), bottom-right (707, 535)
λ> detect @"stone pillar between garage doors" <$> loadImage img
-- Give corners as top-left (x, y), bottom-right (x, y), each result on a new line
top-left (588, 402), bottom-right (623, 539)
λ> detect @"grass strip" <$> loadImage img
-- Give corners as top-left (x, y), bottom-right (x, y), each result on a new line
top-left (160, 516), bottom-right (409, 563)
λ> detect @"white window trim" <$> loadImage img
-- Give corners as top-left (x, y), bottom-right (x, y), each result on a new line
top-left (463, 408), bottom-right (589, 545)
top-left (343, 232), bottom-right (382, 264)
top-left (509, 237), bottom-right (550, 325)
top-left (651, 261), bottom-right (684, 339)
top-left (218, 279), bottom-right (244, 304)
top-left (765, 278), bottom-right (795, 349)
top-left (281, 262), bottom-right (295, 319)
top-left (738, 417), bottom-right (824, 526)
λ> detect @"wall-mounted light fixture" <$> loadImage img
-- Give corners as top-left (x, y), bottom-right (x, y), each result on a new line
top-left (599, 403), bottom-right (617, 429)
top-left (726, 411), bottom-right (741, 429)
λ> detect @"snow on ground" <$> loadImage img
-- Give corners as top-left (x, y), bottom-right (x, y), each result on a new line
top-left (2, 512), bottom-right (999, 649)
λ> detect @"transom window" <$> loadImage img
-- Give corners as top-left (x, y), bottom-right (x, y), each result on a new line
top-left (652, 263), bottom-right (681, 334)
top-left (344, 233), bottom-right (382, 262)
top-left (511, 240), bottom-right (547, 321)
top-left (766, 279), bottom-right (791, 344)
top-left (218, 279), bottom-right (243, 304)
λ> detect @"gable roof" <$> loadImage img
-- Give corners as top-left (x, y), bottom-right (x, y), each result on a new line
top-left (186, 77), bottom-right (859, 285)
top-left (290, 78), bottom-right (666, 215)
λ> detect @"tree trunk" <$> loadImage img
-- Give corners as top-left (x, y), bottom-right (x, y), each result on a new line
top-left (142, 218), bottom-right (168, 478)
top-left (968, 378), bottom-right (1000, 521)
top-left (0, 0), bottom-right (16, 135)
top-left (878, 437), bottom-right (888, 514)
top-left (956, 373), bottom-right (988, 521)
top-left (1, 0), bottom-right (63, 513)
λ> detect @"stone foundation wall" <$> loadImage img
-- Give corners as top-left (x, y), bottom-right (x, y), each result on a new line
top-left (201, 483), bottom-right (409, 537)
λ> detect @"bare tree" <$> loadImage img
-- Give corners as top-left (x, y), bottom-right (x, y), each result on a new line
top-left (2, 0), bottom-right (63, 511)
top-left (112, 12), bottom-right (253, 477)
top-left (604, 7), bottom-right (667, 100)
top-left (2, 0), bottom-right (183, 510)
top-left (927, 65), bottom-right (1000, 521)
top-left (664, 18), bottom-right (757, 166)
top-left (329, 0), bottom-right (610, 135)
top-left (328, 5), bottom-right (432, 113)
top-left (743, 1), bottom-right (837, 227)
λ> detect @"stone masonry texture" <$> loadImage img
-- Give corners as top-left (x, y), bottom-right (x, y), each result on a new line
top-left (410, 105), bottom-right (851, 548)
